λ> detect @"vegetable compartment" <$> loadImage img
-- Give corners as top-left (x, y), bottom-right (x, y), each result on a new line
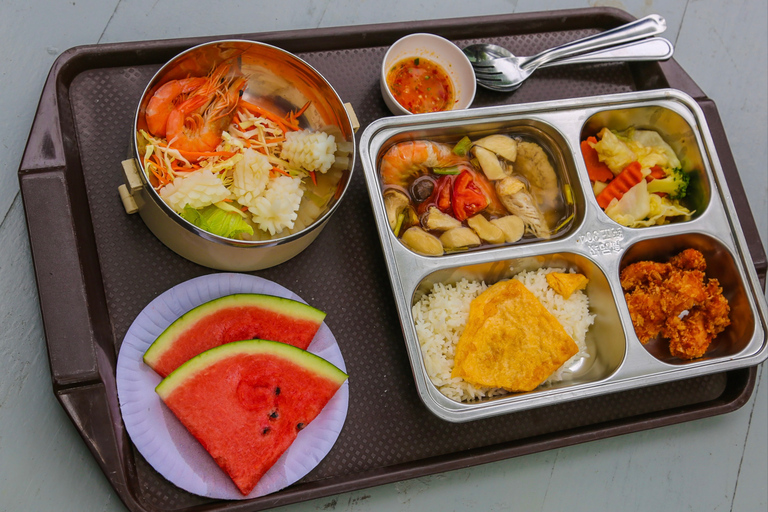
top-left (580, 105), bottom-right (711, 229)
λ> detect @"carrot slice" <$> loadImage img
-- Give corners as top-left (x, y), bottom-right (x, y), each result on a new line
top-left (595, 161), bottom-right (644, 209)
top-left (646, 165), bottom-right (666, 181)
top-left (580, 137), bottom-right (614, 183)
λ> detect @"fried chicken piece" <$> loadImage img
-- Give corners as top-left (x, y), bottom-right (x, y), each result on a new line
top-left (664, 311), bottom-right (712, 359)
top-left (621, 249), bottom-right (730, 358)
top-left (669, 247), bottom-right (707, 272)
top-left (663, 279), bottom-right (730, 359)
top-left (620, 260), bottom-right (673, 291)
top-left (621, 259), bottom-right (708, 343)
top-left (624, 287), bottom-right (669, 342)
top-left (659, 268), bottom-right (708, 311)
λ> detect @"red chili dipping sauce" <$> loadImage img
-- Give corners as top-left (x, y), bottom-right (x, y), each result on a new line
top-left (386, 57), bottom-right (455, 114)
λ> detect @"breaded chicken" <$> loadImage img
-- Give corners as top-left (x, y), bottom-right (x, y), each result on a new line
top-left (621, 249), bottom-right (730, 358)
top-left (669, 247), bottom-right (707, 272)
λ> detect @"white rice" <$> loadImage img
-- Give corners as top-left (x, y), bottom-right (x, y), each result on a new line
top-left (412, 268), bottom-right (595, 403)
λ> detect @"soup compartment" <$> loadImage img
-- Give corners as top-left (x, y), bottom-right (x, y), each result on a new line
top-left (580, 105), bottom-right (710, 228)
top-left (372, 118), bottom-right (582, 257)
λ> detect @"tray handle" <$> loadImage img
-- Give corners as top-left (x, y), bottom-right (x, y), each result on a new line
top-left (118, 159), bottom-right (141, 214)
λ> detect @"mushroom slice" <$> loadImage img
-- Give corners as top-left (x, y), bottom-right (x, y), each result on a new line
top-left (467, 215), bottom-right (505, 244)
top-left (423, 206), bottom-right (462, 231)
top-left (383, 188), bottom-right (410, 231)
top-left (490, 215), bottom-right (525, 243)
top-left (471, 145), bottom-right (507, 181)
top-left (401, 227), bottom-right (444, 256)
top-left (475, 134), bottom-right (518, 162)
top-left (439, 227), bottom-right (482, 250)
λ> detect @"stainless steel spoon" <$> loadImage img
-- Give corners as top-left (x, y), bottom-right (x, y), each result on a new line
top-left (465, 37), bottom-right (674, 92)
top-left (465, 14), bottom-right (669, 91)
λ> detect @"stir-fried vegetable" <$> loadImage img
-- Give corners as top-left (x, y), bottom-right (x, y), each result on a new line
top-left (646, 166), bottom-right (690, 199)
top-left (585, 128), bottom-right (694, 227)
top-left (595, 161), bottom-right (644, 209)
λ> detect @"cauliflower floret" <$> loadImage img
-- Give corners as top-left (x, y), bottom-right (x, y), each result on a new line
top-left (231, 148), bottom-right (271, 207)
top-left (248, 175), bottom-right (304, 235)
top-left (159, 169), bottom-right (231, 213)
top-left (280, 130), bottom-right (337, 173)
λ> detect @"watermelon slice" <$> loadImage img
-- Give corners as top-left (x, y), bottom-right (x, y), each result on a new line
top-left (144, 293), bottom-right (326, 377)
top-left (156, 339), bottom-right (348, 496)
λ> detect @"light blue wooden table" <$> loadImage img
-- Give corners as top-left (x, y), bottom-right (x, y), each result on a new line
top-left (1, 1), bottom-right (765, 511)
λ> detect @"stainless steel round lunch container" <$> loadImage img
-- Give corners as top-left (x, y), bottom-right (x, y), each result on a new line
top-left (128, 40), bottom-right (356, 271)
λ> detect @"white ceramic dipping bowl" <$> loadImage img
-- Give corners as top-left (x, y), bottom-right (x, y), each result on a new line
top-left (380, 33), bottom-right (476, 116)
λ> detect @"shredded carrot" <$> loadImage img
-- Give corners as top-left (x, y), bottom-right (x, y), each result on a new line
top-left (271, 166), bottom-right (291, 178)
top-left (580, 137), bottom-right (614, 183)
top-left (295, 101), bottom-right (311, 117)
top-left (171, 161), bottom-right (200, 172)
top-left (174, 149), bottom-right (237, 159)
top-left (154, 141), bottom-right (236, 160)
top-left (148, 153), bottom-right (171, 186)
top-left (596, 161), bottom-right (644, 209)
top-left (310, 170), bottom-right (317, 186)
top-left (289, 101), bottom-right (311, 124)
top-left (239, 100), bottom-right (300, 131)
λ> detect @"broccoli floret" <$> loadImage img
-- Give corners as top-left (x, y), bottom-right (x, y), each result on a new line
top-left (646, 167), bottom-right (690, 200)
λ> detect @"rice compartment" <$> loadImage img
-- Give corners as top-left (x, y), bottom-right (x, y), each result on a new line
top-left (412, 267), bottom-right (595, 403)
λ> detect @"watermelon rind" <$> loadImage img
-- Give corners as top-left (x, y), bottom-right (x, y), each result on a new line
top-left (156, 338), bottom-right (347, 399)
top-left (143, 293), bottom-right (326, 369)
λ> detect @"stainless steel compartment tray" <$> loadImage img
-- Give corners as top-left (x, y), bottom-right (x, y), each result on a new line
top-left (360, 88), bottom-right (768, 422)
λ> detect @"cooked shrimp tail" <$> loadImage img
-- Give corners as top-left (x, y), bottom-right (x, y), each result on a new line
top-left (145, 77), bottom-right (208, 137)
top-left (166, 67), bottom-right (247, 157)
top-left (380, 140), bottom-right (468, 187)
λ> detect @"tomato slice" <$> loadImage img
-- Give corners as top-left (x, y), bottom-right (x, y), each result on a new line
top-left (452, 170), bottom-right (488, 221)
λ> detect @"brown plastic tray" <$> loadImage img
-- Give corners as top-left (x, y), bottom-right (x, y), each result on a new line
top-left (18, 7), bottom-right (766, 512)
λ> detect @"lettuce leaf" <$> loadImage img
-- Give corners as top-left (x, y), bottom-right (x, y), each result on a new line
top-left (180, 204), bottom-right (254, 239)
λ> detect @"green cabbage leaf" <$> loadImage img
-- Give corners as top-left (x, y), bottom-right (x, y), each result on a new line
top-left (180, 204), bottom-right (254, 239)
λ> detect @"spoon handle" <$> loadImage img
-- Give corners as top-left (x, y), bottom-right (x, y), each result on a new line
top-left (538, 37), bottom-right (674, 68)
top-left (524, 14), bottom-right (667, 69)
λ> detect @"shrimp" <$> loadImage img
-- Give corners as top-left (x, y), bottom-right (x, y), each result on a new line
top-left (380, 140), bottom-right (468, 187)
top-left (165, 66), bottom-right (247, 158)
top-left (145, 77), bottom-right (208, 137)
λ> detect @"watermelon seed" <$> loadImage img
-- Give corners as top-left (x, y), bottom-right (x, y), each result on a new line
top-left (296, 423), bottom-right (305, 430)
top-left (275, 387), bottom-right (281, 395)
top-left (269, 411), bottom-right (279, 420)
top-left (262, 427), bottom-right (270, 435)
